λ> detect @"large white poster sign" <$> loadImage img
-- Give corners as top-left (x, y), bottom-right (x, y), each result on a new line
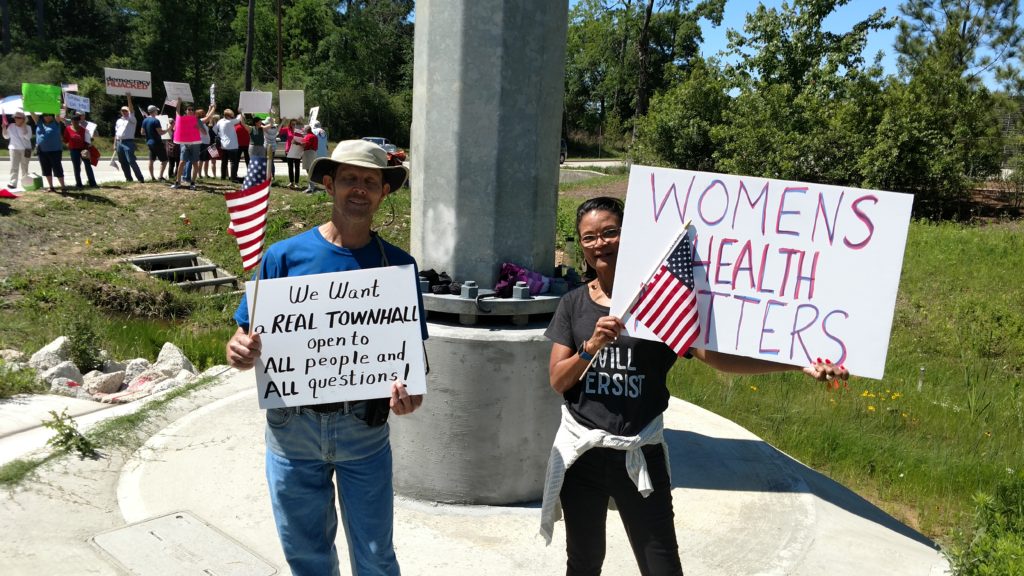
top-left (247, 265), bottom-right (427, 408)
top-left (65, 93), bottom-right (90, 112)
top-left (238, 91), bottom-right (272, 114)
top-left (279, 90), bottom-right (305, 119)
top-left (610, 166), bottom-right (913, 380)
top-left (104, 68), bottom-right (152, 97)
top-left (163, 81), bottom-right (194, 103)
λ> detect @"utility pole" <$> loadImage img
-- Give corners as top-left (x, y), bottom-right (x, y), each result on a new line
top-left (276, 0), bottom-right (283, 90)
top-left (244, 0), bottom-right (255, 90)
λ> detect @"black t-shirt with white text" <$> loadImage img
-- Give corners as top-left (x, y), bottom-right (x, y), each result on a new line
top-left (545, 286), bottom-right (681, 436)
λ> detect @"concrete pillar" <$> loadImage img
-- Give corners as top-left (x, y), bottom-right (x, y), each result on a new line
top-left (391, 0), bottom-right (570, 504)
top-left (409, 0), bottom-right (568, 286)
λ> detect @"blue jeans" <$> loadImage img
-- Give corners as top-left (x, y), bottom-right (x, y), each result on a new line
top-left (265, 403), bottom-right (400, 576)
top-left (116, 140), bottom-right (145, 182)
top-left (69, 149), bottom-right (97, 187)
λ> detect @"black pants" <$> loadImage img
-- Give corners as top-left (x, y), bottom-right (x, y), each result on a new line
top-left (220, 148), bottom-right (241, 180)
top-left (560, 444), bottom-right (683, 576)
top-left (286, 157), bottom-right (301, 184)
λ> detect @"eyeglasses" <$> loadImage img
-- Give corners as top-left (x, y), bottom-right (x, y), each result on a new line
top-left (580, 227), bottom-right (621, 247)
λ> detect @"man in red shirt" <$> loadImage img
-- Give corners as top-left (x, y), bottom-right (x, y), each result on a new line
top-left (234, 118), bottom-right (251, 181)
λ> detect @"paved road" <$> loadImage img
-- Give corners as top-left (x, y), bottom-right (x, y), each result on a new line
top-left (1, 152), bottom-right (274, 189)
top-left (563, 159), bottom-right (626, 170)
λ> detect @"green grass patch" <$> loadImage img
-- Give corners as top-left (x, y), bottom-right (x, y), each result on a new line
top-left (667, 220), bottom-right (1024, 541)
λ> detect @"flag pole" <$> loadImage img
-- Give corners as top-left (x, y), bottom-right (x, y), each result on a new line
top-left (578, 219), bottom-right (692, 379)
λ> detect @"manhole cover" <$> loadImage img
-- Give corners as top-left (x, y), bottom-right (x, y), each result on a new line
top-left (125, 251), bottom-right (239, 293)
top-left (91, 511), bottom-right (276, 575)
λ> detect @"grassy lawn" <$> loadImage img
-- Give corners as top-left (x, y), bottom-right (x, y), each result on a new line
top-left (1, 172), bottom-right (1021, 549)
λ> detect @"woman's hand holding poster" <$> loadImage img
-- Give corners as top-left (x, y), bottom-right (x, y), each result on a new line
top-left (610, 166), bottom-right (913, 379)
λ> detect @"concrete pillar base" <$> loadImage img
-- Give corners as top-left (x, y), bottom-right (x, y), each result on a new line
top-left (391, 321), bottom-right (561, 504)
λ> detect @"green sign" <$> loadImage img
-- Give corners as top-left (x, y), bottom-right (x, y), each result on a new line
top-left (21, 83), bottom-right (62, 115)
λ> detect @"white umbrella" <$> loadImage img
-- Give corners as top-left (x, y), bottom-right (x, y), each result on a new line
top-left (0, 95), bottom-right (24, 115)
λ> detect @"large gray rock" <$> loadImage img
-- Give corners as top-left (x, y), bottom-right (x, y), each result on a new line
top-left (102, 358), bottom-right (127, 374)
top-left (29, 337), bottom-right (70, 372)
top-left (123, 358), bottom-right (150, 385)
top-left (152, 342), bottom-right (197, 375)
top-left (151, 369), bottom-right (198, 394)
top-left (42, 361), bottom-right (83, 387)
top-left (83, 370), bottom-right (125, 395)
top-left (49, 377), bottom-right (82, 398)
top-left (0, 349), bottom-right (25, 363)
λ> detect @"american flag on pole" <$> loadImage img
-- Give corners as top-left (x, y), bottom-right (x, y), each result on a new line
top-left (630, 234), bottom-right (700, 356)
top-left (225, 156), bottom-right (270, 271)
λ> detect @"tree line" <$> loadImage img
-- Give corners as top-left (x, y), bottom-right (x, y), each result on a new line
top-left (567, 0), bottom-right (1023, 217)
top-left (0, 0), bottom-right (413, 144)
top-left (2, 0), bottom-right (1022, 216)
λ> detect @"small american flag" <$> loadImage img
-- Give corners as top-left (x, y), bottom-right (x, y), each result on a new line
top-left (630, 233), bottom-right (700, 356)
top-left (225, 156), bottom-right (270, 271)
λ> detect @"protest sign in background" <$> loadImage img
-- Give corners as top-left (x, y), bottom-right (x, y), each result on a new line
top-left (610, 166), bottom-right (914, 380)
top-left (64, 93), bottom-right (90, 113)
top-left (104, 68), bottom-right (152, 97)
top-left (238, 91), bottom-right (272, 114)
top-left (278, 90), bottom-right (305, 119)
top-left (247, 265), bottom-right (427, 409)
top-left (309, 106), bottom-right (320, 126)
top-left (163, 81), bottom-right (193, 103)
top-left (21, 84), bottom-right (62, 114)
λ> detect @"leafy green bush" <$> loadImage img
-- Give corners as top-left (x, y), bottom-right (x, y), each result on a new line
top-left (948, 471), bottom-right (1024, 575)
top-left (42, 409), bottom-right (98, 460)
top-left (64, 316), bottom-right (102, 374)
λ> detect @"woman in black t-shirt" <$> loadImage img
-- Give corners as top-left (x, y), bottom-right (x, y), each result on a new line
top-left (542, 197), bottom-right (848, 576)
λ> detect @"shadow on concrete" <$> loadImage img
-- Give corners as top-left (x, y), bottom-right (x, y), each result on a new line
top-left (664, 428), bottom-right (939, 550)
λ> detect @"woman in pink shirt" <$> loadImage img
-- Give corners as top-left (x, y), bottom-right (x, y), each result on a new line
top-left (170, 101), bottom-right (213, 190)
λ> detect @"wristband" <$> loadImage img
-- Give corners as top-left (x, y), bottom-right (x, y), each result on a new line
top-left (578, 341), bottom-right (594, 361)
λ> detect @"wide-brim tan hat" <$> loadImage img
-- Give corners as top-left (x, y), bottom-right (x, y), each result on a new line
top-left (310, 139), bottom-right (408, 192)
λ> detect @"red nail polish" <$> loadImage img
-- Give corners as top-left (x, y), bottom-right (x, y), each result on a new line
top-left (816, 357), bottom-right (822, 363)
top-left (825, 359), bottom-right (831, 364)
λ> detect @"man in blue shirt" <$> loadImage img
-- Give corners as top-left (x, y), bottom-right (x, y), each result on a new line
top-left (225, 139), bottom-right (426, 576)
top-left (141, 105), bottom-right (167, 181)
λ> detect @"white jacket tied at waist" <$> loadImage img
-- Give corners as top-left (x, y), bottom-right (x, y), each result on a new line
top-left (539, 404), bottom-right (670, 544)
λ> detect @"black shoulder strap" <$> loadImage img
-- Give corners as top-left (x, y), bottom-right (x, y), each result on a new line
top-left (373, 233), bottom-right (390, 267)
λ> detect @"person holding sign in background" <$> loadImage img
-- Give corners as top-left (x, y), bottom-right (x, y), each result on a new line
top-left (64, 112), bottom-right (97, 188)
top-left (3, 111), bottom-right (32, 189)
top-left (113, 95), bottom-right (145, 183)
top-left (540, 197), bottom-right (848, 576)
top-left (141, 105), bottom-right (167, 181)
top-left (225, 139), bottom-right (427, 576)
top-left (31, 109), bottom-right (67, 193)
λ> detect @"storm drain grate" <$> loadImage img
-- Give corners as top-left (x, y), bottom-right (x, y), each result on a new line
top-left (126, 251), bottom-right (239, 293)
top-left (91, 511), bottom-right (276, 576)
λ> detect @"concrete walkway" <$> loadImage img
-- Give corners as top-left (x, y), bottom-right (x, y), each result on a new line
top-left (0, 369), bottom-right (949, 575)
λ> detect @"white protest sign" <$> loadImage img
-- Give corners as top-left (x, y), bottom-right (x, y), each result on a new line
top-left (85, 121), bottom-right (97, 139)
top-left (163, 81), bottom-right (194, 103)
top-left (279, 90), bottom-right (305, 119)
top-left (239, 91), bottom-right (272, 114)
top-left (248, 265), bottom-right (427, 408)
top-left (309, 106), bottom-right (320, 126)
top-left (65, 93), bottom-right (90, 112)
top-left (104, 68), bottom-right (152, 97)
top-left (610, 166), bottom-right (913, 380)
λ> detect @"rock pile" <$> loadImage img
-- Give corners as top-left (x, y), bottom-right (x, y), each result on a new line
top-left (1, 337), bottom-right (203, 404)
